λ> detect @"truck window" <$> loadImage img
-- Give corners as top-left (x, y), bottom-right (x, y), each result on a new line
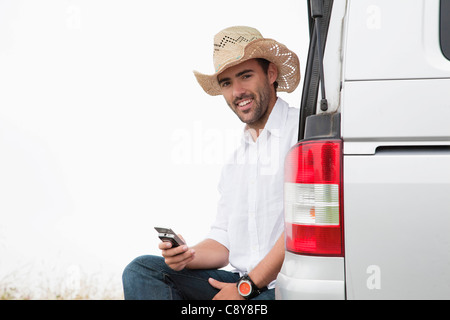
top-left (441, 0), bottom-right (450, 60)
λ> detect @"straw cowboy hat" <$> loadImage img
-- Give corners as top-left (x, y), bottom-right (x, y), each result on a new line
top-left (194, 26), bottom-right (301, 96)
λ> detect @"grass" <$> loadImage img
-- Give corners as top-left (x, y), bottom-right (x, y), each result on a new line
top-left (0, 267), bottom-right (124, 300)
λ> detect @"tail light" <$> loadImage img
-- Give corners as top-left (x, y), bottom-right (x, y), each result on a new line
top-left (284, 139), bottom-right (344, 257)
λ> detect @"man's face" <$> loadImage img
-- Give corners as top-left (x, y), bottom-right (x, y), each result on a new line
top-left (217, 59), bottom-right (277, 126)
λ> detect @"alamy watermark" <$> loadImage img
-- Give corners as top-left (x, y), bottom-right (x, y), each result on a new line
top-left (170, 121), bottom-right (282, 175)
top-left (66, 5), bottom-right (82, 30)
top-left (366, 265), bottom-right (381, 290)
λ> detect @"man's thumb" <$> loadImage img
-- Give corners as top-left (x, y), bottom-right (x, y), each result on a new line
top-left (208, 278), bottom-right (226, 289)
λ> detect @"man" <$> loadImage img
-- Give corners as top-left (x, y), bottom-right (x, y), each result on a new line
top-left (122, 26), bottom-right (301, 300)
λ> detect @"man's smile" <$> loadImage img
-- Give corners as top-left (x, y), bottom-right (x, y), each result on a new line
top-left (235, 98), bottom-right (254, 112)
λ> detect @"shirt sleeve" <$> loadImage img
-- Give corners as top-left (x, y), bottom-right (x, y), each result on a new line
top-left (206, 166), bottom-right (230, 250)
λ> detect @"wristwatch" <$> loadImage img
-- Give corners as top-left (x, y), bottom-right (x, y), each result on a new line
top-left (236, 274), bottom-right (267, 299)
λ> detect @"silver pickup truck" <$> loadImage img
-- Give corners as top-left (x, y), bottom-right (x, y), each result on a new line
top-left (276, 0), bottom-right (450, 299)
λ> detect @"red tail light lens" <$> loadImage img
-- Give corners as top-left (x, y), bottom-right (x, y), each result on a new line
top-left (284, 140), bottom-right (344, 257)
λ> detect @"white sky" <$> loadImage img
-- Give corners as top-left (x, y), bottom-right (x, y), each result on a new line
top-left (0, 0), bottom-right (309, 298)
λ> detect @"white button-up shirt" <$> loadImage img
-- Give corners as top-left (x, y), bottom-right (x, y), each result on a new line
top-left (207, 98), bottom-right (299, 288)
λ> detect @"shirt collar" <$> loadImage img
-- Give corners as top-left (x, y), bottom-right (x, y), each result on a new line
top-left (242, 97), bottom-right (288, 143)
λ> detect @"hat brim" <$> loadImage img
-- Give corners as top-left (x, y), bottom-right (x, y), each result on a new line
top-left (194, 38), bottom-right (301, 96)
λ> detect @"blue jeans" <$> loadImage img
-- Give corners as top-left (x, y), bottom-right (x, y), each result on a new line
top-left (122, 255), bottom-right (275, 300)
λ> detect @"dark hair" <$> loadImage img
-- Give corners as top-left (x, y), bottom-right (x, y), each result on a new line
top-left (255, 58), bottom-right (279, 91)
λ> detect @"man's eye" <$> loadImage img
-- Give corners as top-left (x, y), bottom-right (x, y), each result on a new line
top-left (220, 81), bottom-right (230, 88)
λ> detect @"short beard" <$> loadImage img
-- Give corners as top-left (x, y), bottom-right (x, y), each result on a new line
top-left (228, 80), bottom-right (272, 125)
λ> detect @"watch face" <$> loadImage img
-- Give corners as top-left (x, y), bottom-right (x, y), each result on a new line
top-left (238, 279), bottom-right (252, 297)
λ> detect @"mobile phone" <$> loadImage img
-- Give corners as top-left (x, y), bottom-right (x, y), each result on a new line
top-left (154, 227), bottom-right (185, 248)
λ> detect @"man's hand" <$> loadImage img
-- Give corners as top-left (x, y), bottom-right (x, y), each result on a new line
top-left (208, 278), bottom-right (244, 300)
top-left (159, 235), bottom-right (195, 271)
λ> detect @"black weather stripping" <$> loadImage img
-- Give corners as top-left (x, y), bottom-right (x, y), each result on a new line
top-left (310, 0), bottom-right (329, 112)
